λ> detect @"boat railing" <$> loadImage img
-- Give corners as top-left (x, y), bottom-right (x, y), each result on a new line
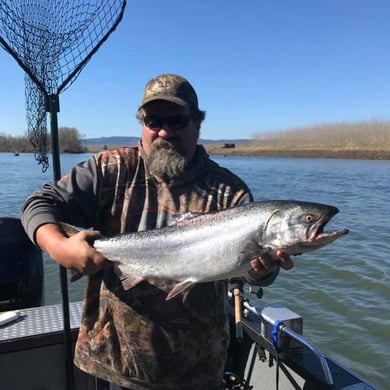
top-left (227, 286), bottom-right (380, 390)
top-left (240, 297), bottom-right (333, 385)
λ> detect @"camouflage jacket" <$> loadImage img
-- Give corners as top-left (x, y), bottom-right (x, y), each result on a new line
top-left (22, 143), bottom-right (254, 389)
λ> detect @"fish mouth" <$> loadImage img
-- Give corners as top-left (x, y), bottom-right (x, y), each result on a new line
top-left (306, 214), bottom-right (349, 248)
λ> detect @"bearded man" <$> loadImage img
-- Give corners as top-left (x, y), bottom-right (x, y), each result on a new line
top-left (21, 74), bottom-right (292, 390)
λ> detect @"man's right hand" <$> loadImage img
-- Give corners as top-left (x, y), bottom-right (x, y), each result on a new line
top-left (35, 223), bottom-right (110, 277)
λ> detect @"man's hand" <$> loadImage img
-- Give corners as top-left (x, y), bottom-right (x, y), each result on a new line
top-left (248, 250), bottom-right (294, 281)
top-left (35, 223), bottom-right (110, 277)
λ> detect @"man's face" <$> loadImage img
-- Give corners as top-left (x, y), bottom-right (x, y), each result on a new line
top-left (140, 100), bottom-right (200, 181)
top-left (141, 100), bottom-right (199, 158)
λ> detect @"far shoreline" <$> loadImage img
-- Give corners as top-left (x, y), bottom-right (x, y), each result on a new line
top-left (202, 144), bottom-right (390, 161)
top-left (76, 141), bottom-right (390, 160)
top-left (7, 144), bottom-right (389, 161)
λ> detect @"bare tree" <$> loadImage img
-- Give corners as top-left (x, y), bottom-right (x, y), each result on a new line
top-left (0, 126), bottom-right (86, 153)
top-left (58, 127), bottom-right (85, 153)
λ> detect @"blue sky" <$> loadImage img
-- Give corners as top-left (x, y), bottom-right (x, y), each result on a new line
top-left (1, 0), bottom-right (389, 140)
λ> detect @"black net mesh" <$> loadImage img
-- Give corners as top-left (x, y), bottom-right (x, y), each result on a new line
top-left (0, 0), bottom-right (126, 171)
top-left (25, 76), bottom-right (49, 168)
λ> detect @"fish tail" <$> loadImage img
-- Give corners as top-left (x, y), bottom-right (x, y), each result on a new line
top-left (59, 222), bottom-right (80, 237)
top-left (70, 270), bottom-right (83, 282)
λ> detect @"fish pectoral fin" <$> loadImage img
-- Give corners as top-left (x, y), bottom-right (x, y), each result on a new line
top-left (113, 264), bottom-right (144, 290)
top-left (165, 278), bottom-right (197, 301)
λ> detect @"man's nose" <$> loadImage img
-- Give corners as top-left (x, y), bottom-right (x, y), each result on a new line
top-left (157, 126), bottom-right (175, 138)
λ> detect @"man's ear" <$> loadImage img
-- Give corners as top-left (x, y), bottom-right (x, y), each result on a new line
top-left (194, 120), bottom-right (201, 133)
top-left (195, 126), bottom-right (201, 140)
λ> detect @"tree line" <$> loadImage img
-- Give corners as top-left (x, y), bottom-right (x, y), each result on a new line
top-left (0, 127), bottom-right (86, 153)
top-left (252, 120), bottom-right (390, 147)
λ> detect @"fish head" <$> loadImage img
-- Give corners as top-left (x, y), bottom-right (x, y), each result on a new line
top-left (261, 201), bottom-right (349, 255)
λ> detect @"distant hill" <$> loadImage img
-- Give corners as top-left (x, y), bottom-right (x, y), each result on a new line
top-left (81, 136), bottom-right (139, 146)
top-left (81, 136), bottom-right (250, 146)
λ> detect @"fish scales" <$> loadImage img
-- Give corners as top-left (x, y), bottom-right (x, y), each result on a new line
top-left (94, 210), bottom-right (261, 280)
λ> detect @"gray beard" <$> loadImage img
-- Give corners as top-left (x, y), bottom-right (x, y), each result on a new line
top-left (147, 138), bottom-right (187, 181)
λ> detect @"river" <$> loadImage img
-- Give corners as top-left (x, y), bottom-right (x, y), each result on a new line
top-left (0, 152), bottom-right (389, 389)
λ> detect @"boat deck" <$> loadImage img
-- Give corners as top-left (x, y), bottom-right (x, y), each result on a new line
top-left (0, 301), bottom-right (380, 390)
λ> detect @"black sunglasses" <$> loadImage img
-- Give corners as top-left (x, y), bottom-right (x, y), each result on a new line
top-left (143, 115), bottom-right (191, 131)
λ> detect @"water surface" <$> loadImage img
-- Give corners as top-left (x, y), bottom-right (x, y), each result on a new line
top-left (1, 152), bottom-right (388, 388)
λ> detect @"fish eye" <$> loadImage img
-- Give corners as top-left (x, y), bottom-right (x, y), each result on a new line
top-left (305, 214), bottom-right (315, 223)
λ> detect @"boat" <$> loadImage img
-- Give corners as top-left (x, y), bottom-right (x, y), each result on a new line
top-left (0, 216), bottom-right (381, 390)
top-left (13, 151), bottom-right (19, 156)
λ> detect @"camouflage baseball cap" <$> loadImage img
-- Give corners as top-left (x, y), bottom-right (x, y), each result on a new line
top-left (139, 74), bottom-right (199, 110)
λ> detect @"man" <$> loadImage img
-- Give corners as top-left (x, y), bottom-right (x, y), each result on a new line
top-left (21, 74), bottom-right (293, 389)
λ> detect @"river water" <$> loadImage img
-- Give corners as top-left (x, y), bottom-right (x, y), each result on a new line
top-left (0, 152), bottom-right (389, 388)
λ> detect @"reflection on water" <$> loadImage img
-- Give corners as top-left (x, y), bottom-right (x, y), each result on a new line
top-left (1, 152), bottom-right (389, 388)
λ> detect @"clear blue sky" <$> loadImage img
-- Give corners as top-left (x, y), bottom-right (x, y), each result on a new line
top-left (1, 0), bottom-right (389, 140)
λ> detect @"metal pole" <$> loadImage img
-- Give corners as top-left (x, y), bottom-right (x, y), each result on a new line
top-left (46, 93), bottom-right (75, 390)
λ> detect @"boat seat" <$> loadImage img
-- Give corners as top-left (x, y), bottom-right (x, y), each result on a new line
top-left (0, 217), bottom-right (43, 310)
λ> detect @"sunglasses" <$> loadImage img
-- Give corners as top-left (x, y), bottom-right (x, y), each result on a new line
top-left (143, 115), bottom-right (191, 131)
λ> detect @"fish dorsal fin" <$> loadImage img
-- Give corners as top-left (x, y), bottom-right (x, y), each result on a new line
top-left (169, 212), bottom-right (202, 226)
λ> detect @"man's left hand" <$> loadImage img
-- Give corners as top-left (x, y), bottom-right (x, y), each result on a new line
top-left (248, 250), bottom-right (294, 280)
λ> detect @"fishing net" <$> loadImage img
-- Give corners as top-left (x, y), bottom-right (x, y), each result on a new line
top-left (25, 77), bottom-right (48, 167)
top-left (0, 3), bottom-right (127, 388)
top-left (0, 0), bottom-right (127, 171)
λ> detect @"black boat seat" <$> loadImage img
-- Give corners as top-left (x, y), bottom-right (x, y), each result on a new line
top-left (0, 217), bottom-right (43, 310)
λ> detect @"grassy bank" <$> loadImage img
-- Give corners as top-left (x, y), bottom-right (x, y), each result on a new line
top-left (203, 143), bottom-right (390, 160)
top-left (80, 120), bottom-right (390, 160)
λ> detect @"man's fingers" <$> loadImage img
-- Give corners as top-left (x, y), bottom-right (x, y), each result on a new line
top-left (250, 255), bottom-right (276, 272)
top-left (80, 229), bottom-right (104, 244)
top-left (276, 250), bottom-right (294, 270)
top-left (250, 250), bottom-right (294, 273)
top-left (250, 258), bottom-right (261, 272)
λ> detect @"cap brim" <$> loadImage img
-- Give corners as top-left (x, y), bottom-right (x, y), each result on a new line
top-left (140, 95), bottom-right (189, 109)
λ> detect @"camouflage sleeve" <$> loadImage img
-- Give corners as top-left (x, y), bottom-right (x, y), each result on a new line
top-left (21, 156), bottom-right (100, 245)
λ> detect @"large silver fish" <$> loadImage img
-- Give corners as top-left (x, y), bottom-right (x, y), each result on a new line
top-left (64, 200), bottom-right (348, 300)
